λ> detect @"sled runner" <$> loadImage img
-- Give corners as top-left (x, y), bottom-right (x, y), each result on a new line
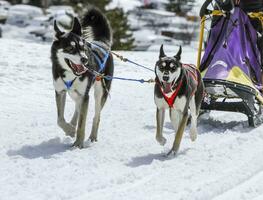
top-left (197, 4), bottom-right (263, 127)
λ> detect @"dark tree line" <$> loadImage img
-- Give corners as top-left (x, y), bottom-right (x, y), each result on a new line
top-left (5, 0), bottom-right (134, 50)
top-left (166, 0), bottom-right (196, 15)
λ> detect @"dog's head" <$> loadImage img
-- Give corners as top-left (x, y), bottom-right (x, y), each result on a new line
top-left (155, 45), bottom-right (182, 91)
top-left (53, 17), bottom-right (94, 76)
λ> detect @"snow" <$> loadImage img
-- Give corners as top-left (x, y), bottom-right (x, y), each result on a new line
top-left (109, 0), bottom-right (205, 15)
top-left (8, 4), bottom-right (43, 16)
top-left (108, 0), bottom-right (143, 12)
top-left (142, 9), bottom-right (175, 17)
top-left (1, 37), bottom-right (263, 200)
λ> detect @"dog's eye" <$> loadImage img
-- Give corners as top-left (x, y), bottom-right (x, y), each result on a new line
top-left (161, 62), bottom-right (166, 68)
top-left (170, 63), bottom-right (175, 68)
top-left (70, 41), bottom-right (76, 46)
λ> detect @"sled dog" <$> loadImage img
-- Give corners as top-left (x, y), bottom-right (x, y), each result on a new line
top-left (51, 7), bottom-right (114, 148)
top-left (154, 45), bottom-right (204, 155)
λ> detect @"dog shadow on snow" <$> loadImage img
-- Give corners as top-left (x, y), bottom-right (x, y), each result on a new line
top-left (144, 122), bottom-right (174, 135)
top-left (145, 114), bottom-right (253, 136)
top-left (7, 137), bottom-right (72, 159)
top-left (131, 114), bottom-right (254, 168)
top-left (126, 148), bottom-right (191, 168)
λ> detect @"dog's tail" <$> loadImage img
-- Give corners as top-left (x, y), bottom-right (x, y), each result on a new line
top-left (81, 7), bottom-right (112, 47)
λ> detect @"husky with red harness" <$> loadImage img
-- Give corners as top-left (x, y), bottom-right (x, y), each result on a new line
top-left (154, 45), bottom-right (204, 156)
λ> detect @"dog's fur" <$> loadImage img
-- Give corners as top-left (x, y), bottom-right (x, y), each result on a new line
top-left (154, 45), bottom-right (204, 155)
top-left (51, 7), bottom-right (114, 148)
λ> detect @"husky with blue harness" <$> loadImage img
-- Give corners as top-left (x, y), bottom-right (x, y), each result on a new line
top-left (51, 7), bottom-right (114, 148)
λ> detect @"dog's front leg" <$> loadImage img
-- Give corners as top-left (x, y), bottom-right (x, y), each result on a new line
top-left (55, 91), bottom-right (75, 137)
top-left (156, 108), bottom-right (166, 146)
top-left (72, 95), bottom-right (89, 148)
top-left (167, 103), bottom-right (189, 156)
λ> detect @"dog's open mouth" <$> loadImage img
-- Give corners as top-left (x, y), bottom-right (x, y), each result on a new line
top-left (65, 59), bottom-right (88, 76)
top-left (162, 82), bottom-right (172, 93)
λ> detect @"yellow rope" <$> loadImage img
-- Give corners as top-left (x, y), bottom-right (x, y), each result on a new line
top-left (211, 10), bottom-right (224, 16)
top-left (248, 12), bottom-right (263, 26)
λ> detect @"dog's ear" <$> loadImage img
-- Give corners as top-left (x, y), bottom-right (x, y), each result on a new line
top-left (54, 20), bottom-right (64, 39)
top-left (71, 17), bottom-right (82, 36)
top-left (174, 46), bottom-right (182, 61)
top-left (159, 44), bottom-right (166, 59)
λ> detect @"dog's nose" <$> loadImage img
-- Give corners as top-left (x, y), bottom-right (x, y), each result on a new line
top-left (81, 57), bottom-right (88, 65)
top-left (163, 76), bottom-right (169, 82)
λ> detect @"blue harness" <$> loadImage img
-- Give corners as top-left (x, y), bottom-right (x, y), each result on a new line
top-left (64, 41), bottom-right (110, 90)
top-left (90, 42), bottom-right (110, 73)
top-left (64, 78), bottom-right (76, 90)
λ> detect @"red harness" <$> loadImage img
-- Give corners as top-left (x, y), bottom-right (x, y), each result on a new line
top-left (158, 80), bottom-right (183, 108)
top-left (157, 64), bottom-right (199, 108)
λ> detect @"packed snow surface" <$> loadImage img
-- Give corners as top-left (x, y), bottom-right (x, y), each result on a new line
top-left (1, 38), bottom-right (263, 200)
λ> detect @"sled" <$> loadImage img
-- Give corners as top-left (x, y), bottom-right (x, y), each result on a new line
top-left (197, 5), bottom-right (263, 127)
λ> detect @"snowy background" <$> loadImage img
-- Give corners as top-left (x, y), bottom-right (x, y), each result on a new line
top-left (0, 0), bottom-right (204, 50)
top-left (1, 0), bottom-right (263, 200)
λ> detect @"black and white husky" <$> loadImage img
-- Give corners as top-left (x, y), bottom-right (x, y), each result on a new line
top-left (154, 45), bottom-right (204, 155)
top-left (51, 7), bottom-right (114, 148)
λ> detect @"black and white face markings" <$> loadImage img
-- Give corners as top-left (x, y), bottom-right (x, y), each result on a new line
top-left (54, 19), bottom-right (92, 76)
top-left (156, 45), bottom-right (182, 83)
top-left (63, 37), bottom-right (87, 63)
top-left (156, 57), bottom-right (182, 83)
top-left (56, 35), bottom-right (90, 76)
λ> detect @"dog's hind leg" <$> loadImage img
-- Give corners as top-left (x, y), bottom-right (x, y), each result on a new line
top-left (89, 81), bottom-right (104, 142)
top-left (189, 96), bottom-right (198, 142)
top-left (156, 108), bottom-right (166, 146)
top-left (73, 95), bottom-right (89, 148)
top-left (55, 91), bottom-right (75, 137)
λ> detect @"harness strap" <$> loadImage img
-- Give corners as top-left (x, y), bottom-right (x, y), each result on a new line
top-left (158, 80), bottom-right (183, 108)
top-left (93, 51), bottom-right (110, 72)
top-left (63, 77), bottom-right (77, 90)
top-left (91, 42), bottom-right (109, 55)
top-left (90, 42), bottom-right (110, 73)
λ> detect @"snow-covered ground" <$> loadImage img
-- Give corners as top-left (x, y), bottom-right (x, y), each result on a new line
top-left (1, 38), bottom-right (263, 200)
top-left (108, 0), bottom-right (143, 12)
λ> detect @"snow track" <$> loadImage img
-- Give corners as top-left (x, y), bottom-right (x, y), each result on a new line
top-left (1, 38), bottom-right (263, 200)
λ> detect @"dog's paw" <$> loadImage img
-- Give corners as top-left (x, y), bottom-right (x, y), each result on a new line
top-left (88, 135), bottom-right (98, 143)
top-left (156, 136), bottom-right (167, 146)
top-left (72, 140), bottom-right (84, 149)
top-left (166, 148), bottom-right (178, 157)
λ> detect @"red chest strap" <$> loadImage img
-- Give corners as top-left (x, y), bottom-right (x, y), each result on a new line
top-left (158, 80), bottom-right (183, 108)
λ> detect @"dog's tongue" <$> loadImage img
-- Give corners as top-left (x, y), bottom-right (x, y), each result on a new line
top-left (72, 63), bottom-right (86, 74)
top-left (163, 82), bottom-right (172, 93)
